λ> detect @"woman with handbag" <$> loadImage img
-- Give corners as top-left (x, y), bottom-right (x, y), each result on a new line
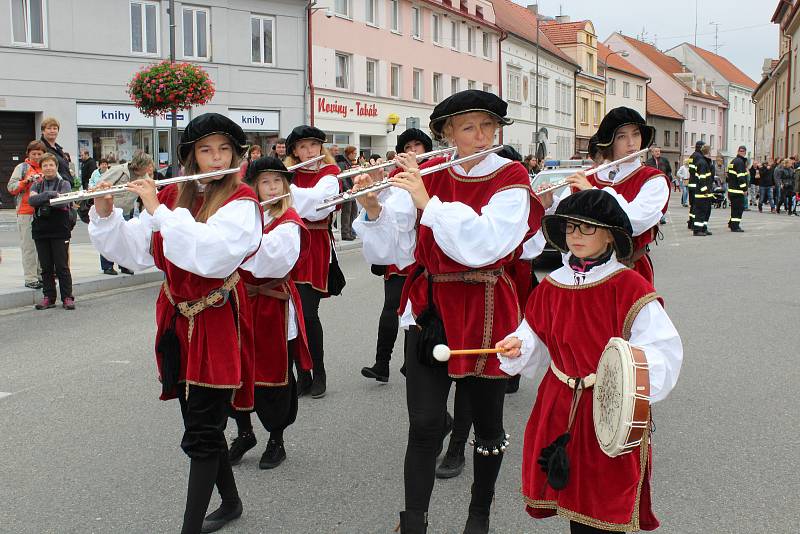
top-left (283, 125), bottom-right (344, 399)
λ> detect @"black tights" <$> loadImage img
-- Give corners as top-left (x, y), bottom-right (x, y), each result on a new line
top-left (403, 328), bottom-right (508, 514)
top-left (570, 520), bottom-right (624, 533)
top-left (375, 275), bottom-right (405, 363)
top-left (297, 284), bottom-right (325, 376)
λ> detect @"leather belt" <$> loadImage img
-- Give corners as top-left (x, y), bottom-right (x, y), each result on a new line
top-left (162, 271), bottom-right (240, 343)
top-left (549, 361), bottom-right (596, 390)
top-left (245, 275), bottom-right (290, 301)
top-left (429, 268), bottom-right (503, 284)
top-left (305, 221), bottom-right (330, 230)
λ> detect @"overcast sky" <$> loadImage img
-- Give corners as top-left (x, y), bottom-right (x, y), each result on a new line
top-left (515, 0), bottom-right (779, 82)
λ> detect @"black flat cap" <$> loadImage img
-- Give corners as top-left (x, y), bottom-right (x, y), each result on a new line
top-left (541, 189), bottom-right (634, 260)
top-left (429, 90), bottom-right (513, 140)
top-left (594, 107), bottom-right (655, 151)
top-left (285, 125), bottom-right (326, 155)
top-left (178, 113), bottom-right (247, 165)
top-left (395, 128), bottom-right (433, 154)
top-left (245, 156), bottom-right (294, 185)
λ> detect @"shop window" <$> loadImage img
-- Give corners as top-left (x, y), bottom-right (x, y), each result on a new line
top-left (251, 15), bottom-right (275, 66)
top-left (11, 0), bottom-right (46, 47)
top-left (183, 6), bottom-right (210, 60)
top-left (131, 1), bottom-right (159, 55)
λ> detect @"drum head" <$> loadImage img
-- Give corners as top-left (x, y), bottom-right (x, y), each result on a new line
top-left (593, 337), bottom-right (635, 457)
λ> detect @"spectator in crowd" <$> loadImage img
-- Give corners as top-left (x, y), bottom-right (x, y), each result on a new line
top-left (645, 146), bottom-right (672, 224)
top-left (676, 159), bottom-right (690, 206)
top-left (240, 144), bottom-right (262, 177)
top-left (758, 159), bottom-right (776, 212)
top-left (749, 161), bottom-right (761, 205)
top-left (79, 149), bottom-right (96, 190)
top-left (27, 153), bottom-right (75, 310)
top-left (357, 153), bottom-right (367, 166)
top-left (523, 154), bottom-right (536, 174)
top-left (39, 117), bottom-right (71, 180)
top-left (778, 158), bottom-right (796, 215)
top-left (339, 146), bottom-right (359, 241)
top-left (7, 140), bottom-right (46, 289)
top-left (386, 150), bottom-right (396, 161)
top-left (773, 159), bottom-right (792, 214)
top-left (88, 159), bottom-right (110, 188)
top-left (272, 138), bottom-right (287, 159)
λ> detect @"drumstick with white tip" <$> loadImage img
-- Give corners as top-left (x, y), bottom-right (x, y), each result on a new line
top-left (432, 344), bottom-right (511, 362)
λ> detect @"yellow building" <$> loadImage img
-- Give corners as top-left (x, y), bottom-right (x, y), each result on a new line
top-left (772, 0), bottom-right (800, 159)
top-left (541, 16), bottom-right (605, 155)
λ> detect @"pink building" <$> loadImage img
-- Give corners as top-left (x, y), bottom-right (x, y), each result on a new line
top-left (311, 0), bottom-right (501, 155)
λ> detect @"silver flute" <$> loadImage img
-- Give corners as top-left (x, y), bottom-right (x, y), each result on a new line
top-left (260, 192), bottom-right (291, 207)
top-left (315, 145), bottom-right (504, 211)
top-left (286, 154), bottom-right (325, 172)
top-left (48, 167), bottom-right (240, 206)
top-left (335, 146), bottom-right (457, 180)
top-left (533, 148), bottom-right (650, 197)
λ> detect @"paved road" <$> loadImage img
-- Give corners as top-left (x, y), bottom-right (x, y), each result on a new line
top-left (1, 200), bottom-right (798, 533)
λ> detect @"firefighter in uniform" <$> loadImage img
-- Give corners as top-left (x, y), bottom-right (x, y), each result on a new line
top-left (691, 140), bottom-right (714, 236)
top-left (727, 145), bottom-right (749, 232)
top-left (686, 143), bottom-right (700, 230)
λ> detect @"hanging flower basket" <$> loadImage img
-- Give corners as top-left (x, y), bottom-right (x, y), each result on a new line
top-left (127, 60), bottom-right (215, 117)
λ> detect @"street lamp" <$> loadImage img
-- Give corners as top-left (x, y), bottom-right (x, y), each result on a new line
top-left (602, 49), bottom-right (629, 88)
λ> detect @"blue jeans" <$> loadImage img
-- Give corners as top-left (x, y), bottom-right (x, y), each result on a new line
top-left (759, 186), bottom-right (775, 209)
top-left (680, 183), bottom-right (689, 205)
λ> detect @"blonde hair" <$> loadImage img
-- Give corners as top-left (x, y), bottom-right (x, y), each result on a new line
top-left (283, 145), bottom-right (336, 168)
top-left (248, 170), bottom-right (292, 219)
top-left (439, 113), bottom-right (501, 143)
top-left (128, 150), bottom-right (154, 176)
top-left (40, 117), bottom-right (61, 131)
top-left (176, 149), bottom-right (242, 223)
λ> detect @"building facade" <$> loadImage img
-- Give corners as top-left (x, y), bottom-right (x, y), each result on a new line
top-left (598, 42), bottom-right (648, 118)
top-left (665, 43), bottom-right (757, 163)
top-left (492, 0), bottom-right (577, 160)
top-left (753, 59), bottom-right (779, 162)
top-left (310, 0), bottom-right (500, 157)
top-left (0, 0), bottom-right (307, 205)
top-left (540, 18), bottom-right (605, 156)
top-left (770, 0), bottom-right (800, 159)
top-left (646, 87), bottom-right (685, 171)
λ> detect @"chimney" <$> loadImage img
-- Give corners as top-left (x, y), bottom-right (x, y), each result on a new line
top-left (555, 15), bottom-right (570, 23)
top-left (527, 4), bottom-right (538, 16)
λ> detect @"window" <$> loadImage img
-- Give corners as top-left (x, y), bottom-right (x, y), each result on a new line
top-left (675, 131), bottom-right (679, 146)
top-left (366, 59), bottom-right (377, 95)
top-left (334, 0), bottom-right (350, 17)
top-left (467, 27), bottom-right (475, 54)
top-left (636, 85), bottom-right (643, 100)
top-left (451, 76), bottom-right (460, 95)
top-left (684, 103), bottom-right (689, 116)
top-left (701, 108), bottom-right (707, 123)
top-left (250, 15), bottom-right (275, 65)
top-left (580, 98), bottom-right (589, 123)
top-left (586, 52), bottom-right (594, 73)
top-left (390, 0), bottom-right (399, 31)
top-left (537, 76), bottom-right (549, 108)
top-left (507, 68), bottom-right (521, 102)
top-left (594, 101), bottom-right (602, 126)
top-left (365, 0), bottom-right (377, 25)
top-left (130, 1), bottom-right (159, 55)
top-left (748, 126), bottom-right (752, 140)
top-left (554, 80), bottom-right (561, 111)
top-left (710, 109), bottom-right (715, 124)
top-left (483, 83), bottom-right (492, 94)
top-left (468, 80), bottom-right (476, 90)
top-left (665, 130), bottom-right (671, 147)
top-left (482, 32), bottom-right (491, 58)
top-left (413, 69), bottom-right (423, 101)
top-left (11, 0), bottom-right (46, 46)
top-left (691, 132), bottom-right (696, 145)
top-left (701, 133), bottom-right (706, 142)
top-left (411, 7), bottom-right (421, 39)
top-left (450, 21), bottom-right (459, 50)
top-left (684, 132), bottom-right (688, 147)
top-left (433, 73), bottom-right (443, 103)
top-left (734, 96), bottom-right (738, 110)
top-left (183, 6), bottom-right (210, 59)
top-left (391, 64), bottom-right (401, 98)
top-left (335, 53), bottom-right (351, 89)
top-left (608, 78), bottom-right (616, 95)
top-left (710, 134), bottom-right (714, 148)
top-left (691, 106), bottom-right (697, 120)
top-left (432, 14), bottom-right (441, 44)
top-left (623, 81), bottom-right (630, 98)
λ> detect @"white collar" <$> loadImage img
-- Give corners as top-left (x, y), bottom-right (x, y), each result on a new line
top-left (452, 152), bottom-right (511, 177)
top-left (596, 158), bottom-right (642, 184)
top-left (549, 252), bottom-right (626, 286)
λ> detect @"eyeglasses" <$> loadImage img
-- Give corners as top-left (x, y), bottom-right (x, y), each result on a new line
top-left (561, 221), bottom-right (598, 236)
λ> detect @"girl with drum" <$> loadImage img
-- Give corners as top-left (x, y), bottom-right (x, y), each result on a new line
top-left (496, 189), bottom-right (683, 533)
top-left (564, 108), bottom-right (671, 284)
top-left (88, 113), bottom-right (263, 533)
top-left (283, 126), bottom-right (343, 399)
top-left (226, 157), bottom-right (313, 469)
top-left (352, 90), bottom-right (543, 534)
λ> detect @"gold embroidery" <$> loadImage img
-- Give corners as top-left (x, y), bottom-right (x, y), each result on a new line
top-left (622, 293), bottom-right (660, 341)
top-left (255, 293), bottom-right (291, 387)
top-left (447, 162), bottom-right (518, 182)
top-left (544, 269), bottom-right (626, 290)
top-left (593, 168), bottom-right (666, 187)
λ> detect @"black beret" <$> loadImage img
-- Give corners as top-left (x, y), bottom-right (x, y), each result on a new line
top-left (395, 128), bottom-right (433, 154)
top-left (541, 189), bottom-right (634, 260)
top-left (496, 145), bottom-right (523, 162)
top-left (285, 125), bottom-right (326, 154)
top-left (245, 156), bottom-right (293, 185)
top-left (178, 113), bottom-right (248, 165)
top-left (429, 90), bottom-right (513, 140)
top-left (594, 107), bottom-right (655, 152)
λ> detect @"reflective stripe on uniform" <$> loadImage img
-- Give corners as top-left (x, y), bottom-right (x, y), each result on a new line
top-left (730, 217), bottom-right (742, 222)
top-left (728, 189), bottom-right (745, 194)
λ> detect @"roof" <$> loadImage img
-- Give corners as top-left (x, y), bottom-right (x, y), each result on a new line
top-left (597, 42), bottom-right (648, 79)
top-left (646, 86), bottom-right (684, 120)
top-left (491, 0), bottom-right (577, 67)
top-left (539, 20), bottom-right (592, 45)
top-left (685, 44), bottom-right (757, 90)
top-left (617, 34), bottom-right (725, 102)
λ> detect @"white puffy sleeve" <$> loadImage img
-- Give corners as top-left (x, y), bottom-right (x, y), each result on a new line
top-left (520, 230), bottom-right (546, 260)
top-left (497, 319), bottom-right (551, 379)
top-left (600, 177), bottom-right (668, 236)
top-left (629, 300), bottom-right (683, 403)
top-left (290, 175), bottom-right (340, 221)
top-left (150, 199), bottom-right (262, 278)
top-left (88, 206), bottom-right (156, 271)
top-left (240, 222), bottom-right (301, 279)
top-left (352, 188), bottom-right (417, 269)
top-left (419, 188), bottom-right (529, 268)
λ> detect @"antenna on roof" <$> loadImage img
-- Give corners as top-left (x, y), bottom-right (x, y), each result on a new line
top-left (709, 21), bottom-right (721, 54)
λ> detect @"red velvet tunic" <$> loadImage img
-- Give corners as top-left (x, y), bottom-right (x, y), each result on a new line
top-left (151, 183), bottom-right (260, 410)
top-left (588, 165), bottom-right (670, 284)
top-left (407, 161), bottom-right (540, 378)
top-left (522, 268), bottom-right (662, 531)
top-left (239, 208), bottom-right (313, 385)
top-left (290, 163), bottom-right (341, 295)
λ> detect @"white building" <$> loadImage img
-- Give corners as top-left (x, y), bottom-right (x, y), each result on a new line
top-left (665, 43), bottom-right (757, 162)
top-left (493, 0), bottom-right (578, 159)
top-left (598, 42), bottom-right (648, 117)
top-left (0, 0), bottom-right (308, 204)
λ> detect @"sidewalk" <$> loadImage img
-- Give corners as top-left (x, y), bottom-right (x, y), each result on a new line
top-left (0, 210), bottom-right (362, 311)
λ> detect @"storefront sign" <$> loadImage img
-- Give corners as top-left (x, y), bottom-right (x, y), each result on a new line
top-left (317, 97), bottom-right (381, 119)
top-left (228, 109), bottom-right (280, 132)
top-left (77, 103), bottom-right (189, 128)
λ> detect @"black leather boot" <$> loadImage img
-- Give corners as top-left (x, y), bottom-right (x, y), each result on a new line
top-left (310, 370), bottom-right (327, 399)
top-left (398, 510), bottom-right (428, 534)
top-left (436, 438), bottom-right (465, 479)
top-left (462, 510), bottom-right (490, 534)
top-left (360, 360), bottom-right (389, 382)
